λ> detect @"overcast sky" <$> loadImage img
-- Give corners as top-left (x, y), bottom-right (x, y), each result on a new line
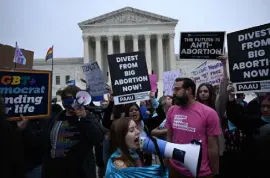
top-left (0, 0), bottom-right (269, 59)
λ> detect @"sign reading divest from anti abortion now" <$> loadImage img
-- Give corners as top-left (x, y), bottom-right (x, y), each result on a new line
top-left (0, 69), bottom-right (52, 120)
top-left (180, 32), bottom-right (225, 59)
top-left (82, 61), bottom-right (107, 100)
top-left (107, 52), bottom-right (151, 105)
top-left (227, 23), bottom-right (270, 93)
top-left (191, 61), bottom-right (224, 86)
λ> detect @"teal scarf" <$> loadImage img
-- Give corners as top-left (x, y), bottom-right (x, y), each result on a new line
top-left (105, 149), bottom-right (168, 178)
top-left (261, 116), bottom-right (270, 123)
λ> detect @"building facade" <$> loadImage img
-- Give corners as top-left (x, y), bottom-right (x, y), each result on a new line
top-left (33, 7), bottom-right (224, 97)
top-left (78, 7), bottom-right (178, 85)
top-left (33, 57), bottom-right (85, 97)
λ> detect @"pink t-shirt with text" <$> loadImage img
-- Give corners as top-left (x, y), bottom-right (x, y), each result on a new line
top-left (165, 102), bottom-right (221, 177)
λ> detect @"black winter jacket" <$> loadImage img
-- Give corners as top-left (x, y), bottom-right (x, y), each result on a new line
top-left (42, 111), bottom-right (104, 178)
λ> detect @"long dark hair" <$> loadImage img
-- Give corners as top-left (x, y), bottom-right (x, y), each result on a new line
top-left (196, 83), bottom-right (216, 110)
top-left (125, 103), bottom-right (143, 120)
top-left (109, 117), bottom-right (139, 167)
top-left (112, 104), bottom-right (125, 119)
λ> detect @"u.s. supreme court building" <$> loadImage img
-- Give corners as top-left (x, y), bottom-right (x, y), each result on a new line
top-left (79, 6), bottom-right (178, 82)
top-left (34, 7), bottom-right (202, 97)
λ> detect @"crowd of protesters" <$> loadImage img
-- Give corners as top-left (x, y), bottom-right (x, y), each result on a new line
top-left (1, 56), bottom-right (270, 178)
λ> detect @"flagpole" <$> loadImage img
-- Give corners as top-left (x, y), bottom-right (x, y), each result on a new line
top-left (52, 45), bottom-right (54, 79)
top-left (14, 42), bottom-right (17, 70)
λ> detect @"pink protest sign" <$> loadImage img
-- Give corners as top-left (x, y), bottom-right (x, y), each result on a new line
top-left (149, 74), bottom-right (157, 92)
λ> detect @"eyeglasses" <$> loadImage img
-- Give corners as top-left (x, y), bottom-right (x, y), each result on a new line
top-left (173, 87), bottom-right (183, 91)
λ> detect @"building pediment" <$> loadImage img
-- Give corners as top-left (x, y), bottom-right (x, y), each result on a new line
top-left (78, 7), bottom-right (178, 28)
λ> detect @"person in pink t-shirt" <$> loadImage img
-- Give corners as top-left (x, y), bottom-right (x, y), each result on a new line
top-left (165, 78), bottom-right (221, 178)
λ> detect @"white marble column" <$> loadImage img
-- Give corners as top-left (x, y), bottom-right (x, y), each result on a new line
top-left (95, 36), bottom-right (102, 69)
top-left (83, 36), bottom-right (90, 64)
top-left (89, 40), bottom-right (94, 61)
top-left (145, 34), bottom-right (152, 74)
top-left (108, 35), bottom-right (113, 54)
top-left (169, 33), bottom-right (176, 70)
top-left (107, 35), bottom-right (113, 84)
top-left (157, 34), bottom-right (164, 80)
top-left (133, 34), bottom-right (139, 52)
top-left (120, 35), bottom-right (125, 53)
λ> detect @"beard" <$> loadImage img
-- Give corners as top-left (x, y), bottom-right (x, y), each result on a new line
top-left (173, 94), bottom-right (189, 107)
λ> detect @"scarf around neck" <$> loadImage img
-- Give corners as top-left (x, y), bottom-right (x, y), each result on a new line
top-left (105, 149), bottom-right (168, 178)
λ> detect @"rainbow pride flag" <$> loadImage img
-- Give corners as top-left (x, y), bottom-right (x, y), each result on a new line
top-left (45, 47), bottom-right (53, 61)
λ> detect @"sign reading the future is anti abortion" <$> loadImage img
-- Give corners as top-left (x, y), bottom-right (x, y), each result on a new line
top-left (0, 69), bottom-right (52, 120)
top-left (107, 52), bottom-right (151, 105)
top-left (179, 32), bottom-right (225, 59)
top-left (227, 23), bottom-right (270, 93)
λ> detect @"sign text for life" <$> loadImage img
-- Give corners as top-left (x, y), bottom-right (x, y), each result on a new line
top-left (0, 75), bottom-right (44, 114)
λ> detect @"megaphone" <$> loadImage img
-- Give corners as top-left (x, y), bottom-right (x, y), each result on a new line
top-left (140, 137), bottom-right (202, 177)
top-left (72, 91), bottom-right (92, 109)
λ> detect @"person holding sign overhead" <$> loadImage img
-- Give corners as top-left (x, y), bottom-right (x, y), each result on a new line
top-left (226, 84), bottom-right (270, 178)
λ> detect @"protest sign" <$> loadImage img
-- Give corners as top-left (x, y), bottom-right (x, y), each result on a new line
top-left (0, 68), bottom-right (52, 120)
top-left (191, 61), bottom-right (209, 85)
top-left (227, 23), bottom-right (270, 93)
top-left (149, 74), bottom-right (157, 92)
top-left (180, 32), bottom-right (225, 59)
top-left (191, 61), bottom-right (224, 86)
top-left (163, 70), bottom-right (181, 96)
top-left (107, 51), bottom-right (151, 105)
top-left (81, 61), bottom-right (107, 101)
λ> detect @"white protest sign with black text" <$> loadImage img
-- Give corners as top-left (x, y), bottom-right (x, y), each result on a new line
top-left (81, 61), bottom-right (107, 99)
top-left (163, 70), bottom-right (181, 96)
top-left (191, 61), bottom-right (224, 86)
top-left (180, 32), bottom-right (225, 59)
top-left (107, 52), bottom-right (151, 105)
top-left (227, 23), bottom-right (270, 93)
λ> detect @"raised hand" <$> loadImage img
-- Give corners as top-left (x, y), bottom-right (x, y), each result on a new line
top-left (17, 114), bottom-right (28, 130)
top-left (217, 55), bottom-right (227, 64)
top-left (227, 83), bottom-right (235, 101)
top-left (75, 107), bottom-right (87, 118)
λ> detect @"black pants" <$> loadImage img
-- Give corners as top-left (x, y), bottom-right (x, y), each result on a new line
top-left (219, 152), bottom-right (247, 178)
top-left (94, 143), bottom-right (105, 178)
top-left (94, 143), bottom-right (104, 168)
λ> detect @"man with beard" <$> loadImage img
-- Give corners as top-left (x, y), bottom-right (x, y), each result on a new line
top-left (165, 78), bottom-right (221, 178)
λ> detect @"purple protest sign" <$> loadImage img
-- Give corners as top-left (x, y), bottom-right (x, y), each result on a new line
top-left (163, 70), bottom-right (181, 96)
top-left (149, 74), bottom-right (157, 92)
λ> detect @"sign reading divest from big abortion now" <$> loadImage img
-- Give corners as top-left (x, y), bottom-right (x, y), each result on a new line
top-left (0, 69), bottom-right (52, 120)
top-left (180, 32), bottom-right (225, 59)
top-left (227, 23), bottom-right (270, 93)
top-left (107, 52), bottom-right (151, 105)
